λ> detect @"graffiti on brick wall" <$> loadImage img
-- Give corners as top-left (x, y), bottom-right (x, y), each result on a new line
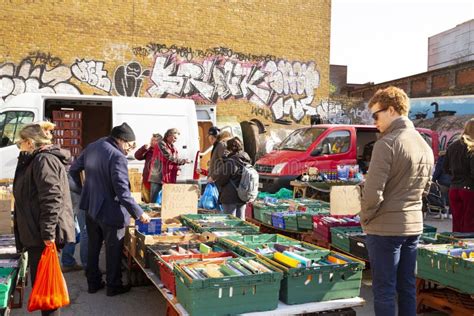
top-left (132, 43), bottom-right (277, 62)
top-left (315, 100), bottom-right (372, 124)
top-left (146, 51), bottom-right (320, 122)
top-left (439, 130), bottom-right (461, 151)
top-left (0, 53), bottom-right (81, 105)
top-left (114, 62), bottom-right (150, 97)
top-left (71, 59), bottom-right (112, 92)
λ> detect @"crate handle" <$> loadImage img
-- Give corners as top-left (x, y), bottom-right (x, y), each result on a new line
top-left (357, 242), bottom-right (365, 248)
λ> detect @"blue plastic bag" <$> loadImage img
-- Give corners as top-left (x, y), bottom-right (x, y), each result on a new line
top-left (155, 190), bottom-right (163, 205)
top-left (199, 183), bottom-right (219, 210)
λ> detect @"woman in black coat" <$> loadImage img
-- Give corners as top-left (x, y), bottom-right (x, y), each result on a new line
top-left (214, 137), bottom-right (251, 219)
top-left (13, 123), bottom-right (75, 316)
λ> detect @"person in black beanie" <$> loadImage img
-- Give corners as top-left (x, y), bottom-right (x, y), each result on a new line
top-left (69, 122), bottom-right (150, 297)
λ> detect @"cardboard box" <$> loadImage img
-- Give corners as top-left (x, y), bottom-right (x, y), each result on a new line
top-left (0, 199), bottom-right (12, 234)
top-left (124, 226), bottom-right (136, 257)
top-left (135, 231), bottom-right (204, 268)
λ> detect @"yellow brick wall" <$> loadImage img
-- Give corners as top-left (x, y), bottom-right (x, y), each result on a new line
top-left (0, 0), bottom-right (330, 124)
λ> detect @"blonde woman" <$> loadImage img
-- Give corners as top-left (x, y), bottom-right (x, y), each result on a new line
top-left (444, 118), bottom-right (474, 232)
top-left (13, 124), bottom-right (75, 316)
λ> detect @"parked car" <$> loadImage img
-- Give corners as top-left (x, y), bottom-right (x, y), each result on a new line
top-left (255, 124), bottom-right (439, 193)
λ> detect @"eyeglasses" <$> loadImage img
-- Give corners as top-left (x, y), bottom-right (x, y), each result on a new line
top-left (125, 141), bottom-right (136, 150)
top-left (371, 108), bottom-right (388, 121)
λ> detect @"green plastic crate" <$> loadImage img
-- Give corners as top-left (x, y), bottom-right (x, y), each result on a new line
top-left (220, 234), bottom-right (364, 304)
top-left (419, 232), bottom-right (441, 244)
top-left (330, 227), bottom-right (364, 253)
top-left (422, 224), bottom-right (437, 234)
top-left (253, 203), bottom-right (289, 222)
top-left (436, 232), bottom-right (474, 244)
top-left (193, 220), bottom-right (259, 235)
top-left (174, 257), bottom-right (283, 315)
top-left (262, 212), bottom-right (273, 226)
top-left (417, 245), bottom-right (474, 294)
top-left (180, 214), bottom-right (239, 228)
top-left (297, 210), bottom-right (330, 231)
top-left (0, 268), bottom-right (17, 308)
top-left (220, 234), bottom-right (330, 260)
top-left (278, 251), bottom-right (364, 304)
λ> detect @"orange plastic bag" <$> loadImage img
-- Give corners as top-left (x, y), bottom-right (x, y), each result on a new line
top-left (27, 243), bottom-right (70, 312)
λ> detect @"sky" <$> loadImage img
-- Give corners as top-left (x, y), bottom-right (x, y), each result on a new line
top-left (330, 0), bottom-right (474, 84)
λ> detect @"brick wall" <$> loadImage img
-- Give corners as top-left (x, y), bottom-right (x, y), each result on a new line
top-left (349, 61), bottom-right (474, 100)
top-left (0, 0), bottom-right (331, 124)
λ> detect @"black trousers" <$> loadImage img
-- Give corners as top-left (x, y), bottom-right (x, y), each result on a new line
top-left (28, 246), bottom-right (60, 316)
top-left (86, 214), bottom-right (125, 290)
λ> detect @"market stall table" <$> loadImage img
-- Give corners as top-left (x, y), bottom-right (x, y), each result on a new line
top-left (126, 234), bottom-right (366, 316)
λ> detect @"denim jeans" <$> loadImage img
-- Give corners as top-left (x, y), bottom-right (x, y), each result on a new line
top-left (61, 209), bottom-right (88, 268)
top-left (77, 208), bottom-right (88, 268)
top-left (61, 215), bottom-right (80, 267)
top-left (366, 234), bottom-right (420, 316)
top-left (222, 204), bottom-right (246, 220)
top-left (150, 182), bottom-right (162, 204)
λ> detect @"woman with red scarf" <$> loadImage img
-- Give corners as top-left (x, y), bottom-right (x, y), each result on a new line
top-left (149, 128), bottom-right (189, 202)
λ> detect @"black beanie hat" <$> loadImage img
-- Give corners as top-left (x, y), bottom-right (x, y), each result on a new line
top-left (110, 122), bottom-right (136, 142)
top-left (208, 126), bottom-right (220, 136)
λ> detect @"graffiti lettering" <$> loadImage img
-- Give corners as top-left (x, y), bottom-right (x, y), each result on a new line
top-left (0, 58), bottom-right (81, 105)
top-left (27, 51), bottom-right (62, 68)
top-left (147, 53), bottom-right (320, 122)
top-left (114, 61), bottom-right (150, 97)
top-left (71, 59), bottom-right (112, 92)
top-left (132, 43), bottom-right (278, 63)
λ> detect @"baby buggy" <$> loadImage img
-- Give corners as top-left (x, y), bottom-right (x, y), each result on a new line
top-left (422, 181), bottom-right (448, 218)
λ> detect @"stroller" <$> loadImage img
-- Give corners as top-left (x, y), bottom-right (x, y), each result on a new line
top-left (422, 181), bottom-right (448, 218)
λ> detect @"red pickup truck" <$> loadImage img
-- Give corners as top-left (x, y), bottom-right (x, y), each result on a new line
top-left (255, 124), bottom-right (439, 193)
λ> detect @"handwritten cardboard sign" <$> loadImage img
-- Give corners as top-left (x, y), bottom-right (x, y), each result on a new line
top-left (161, 183), bottom-right (199, 220)
top-left (330, 185), bottom-right (361, 215)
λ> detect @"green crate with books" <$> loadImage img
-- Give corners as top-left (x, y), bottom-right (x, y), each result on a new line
top-left (417, 244), bottom-right (474, 294)
top-left (330, 226), bottom-right (364, 253)
top-left (252, 201), bottom-right (290, 222)
top-left (436, 232), bottom-right (474, 244)
top-left (297, 210), bottom-right (330, 231)
top-left (174, 257), bottom-right (283, 315)
top-left (220, 234), bottom-right (364, 304)
top-left (262, 211), bottom-right (273, 226)
top-left (422, 224), bottom-right (437, 234)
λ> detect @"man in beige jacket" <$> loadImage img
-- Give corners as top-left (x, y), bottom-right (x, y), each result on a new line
top-left (361, 87), bottom-right (434, 316)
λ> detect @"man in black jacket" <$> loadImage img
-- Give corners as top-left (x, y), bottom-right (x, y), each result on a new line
top-left (70, 123), bottom-right (150, 296)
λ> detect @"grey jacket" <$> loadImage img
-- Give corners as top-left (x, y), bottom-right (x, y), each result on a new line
top-left (214, 151), bottom-right (252, 204)
top-left (361, 117), bottom-right (434, 236)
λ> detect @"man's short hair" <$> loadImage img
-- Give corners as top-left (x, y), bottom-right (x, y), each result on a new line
top-left (368, 86), bottom-right (410, 116)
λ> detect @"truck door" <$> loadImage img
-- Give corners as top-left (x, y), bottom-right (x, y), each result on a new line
top-left (0, 110), bottom-right (36, 179)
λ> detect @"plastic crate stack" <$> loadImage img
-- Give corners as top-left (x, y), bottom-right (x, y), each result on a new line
top-left (52, 110), bottom-right (82, 159)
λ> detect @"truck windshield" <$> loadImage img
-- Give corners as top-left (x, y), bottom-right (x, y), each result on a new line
top-left (278, 128), bottom-right (326, 151)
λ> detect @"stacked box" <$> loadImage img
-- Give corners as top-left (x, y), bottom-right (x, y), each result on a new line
top-left (180, 214), bottom-right (259, 235)
top-left (417, 244), bottom-right (474, 294)
top-left (296, 210), bottom-right (330, 231)
top-left (330, 226), bottom-right (364, 253)
top-left (175, 257), bottom-right (283, 315)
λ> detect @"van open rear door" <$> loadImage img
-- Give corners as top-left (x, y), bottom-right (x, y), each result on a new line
top-left (112, 97), bottom-right (199, 181)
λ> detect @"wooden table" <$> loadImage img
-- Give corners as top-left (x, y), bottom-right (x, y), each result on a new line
top-left (124, 233), bottom-right (366, 316)
top-left (416, 278), bottom-right (474, 315)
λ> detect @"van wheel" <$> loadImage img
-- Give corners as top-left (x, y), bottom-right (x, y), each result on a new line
top-left (241, 121), bottom-right (259, 164)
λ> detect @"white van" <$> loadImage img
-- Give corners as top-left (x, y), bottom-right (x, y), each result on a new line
top-left (0, 93), bottom-right (205, 181)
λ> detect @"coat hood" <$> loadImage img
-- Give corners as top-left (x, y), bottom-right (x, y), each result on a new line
top-left (34, 145), bottom-right (71, 166)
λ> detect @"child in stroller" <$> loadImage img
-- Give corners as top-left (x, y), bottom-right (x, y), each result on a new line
top-left (422, 181), bottom-right (448, 218)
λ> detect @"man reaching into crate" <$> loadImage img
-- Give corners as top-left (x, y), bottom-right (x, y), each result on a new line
top-left (70, 122), bottom-right (150, 296)
top-left (361, 87), bottom-right (434, 316)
